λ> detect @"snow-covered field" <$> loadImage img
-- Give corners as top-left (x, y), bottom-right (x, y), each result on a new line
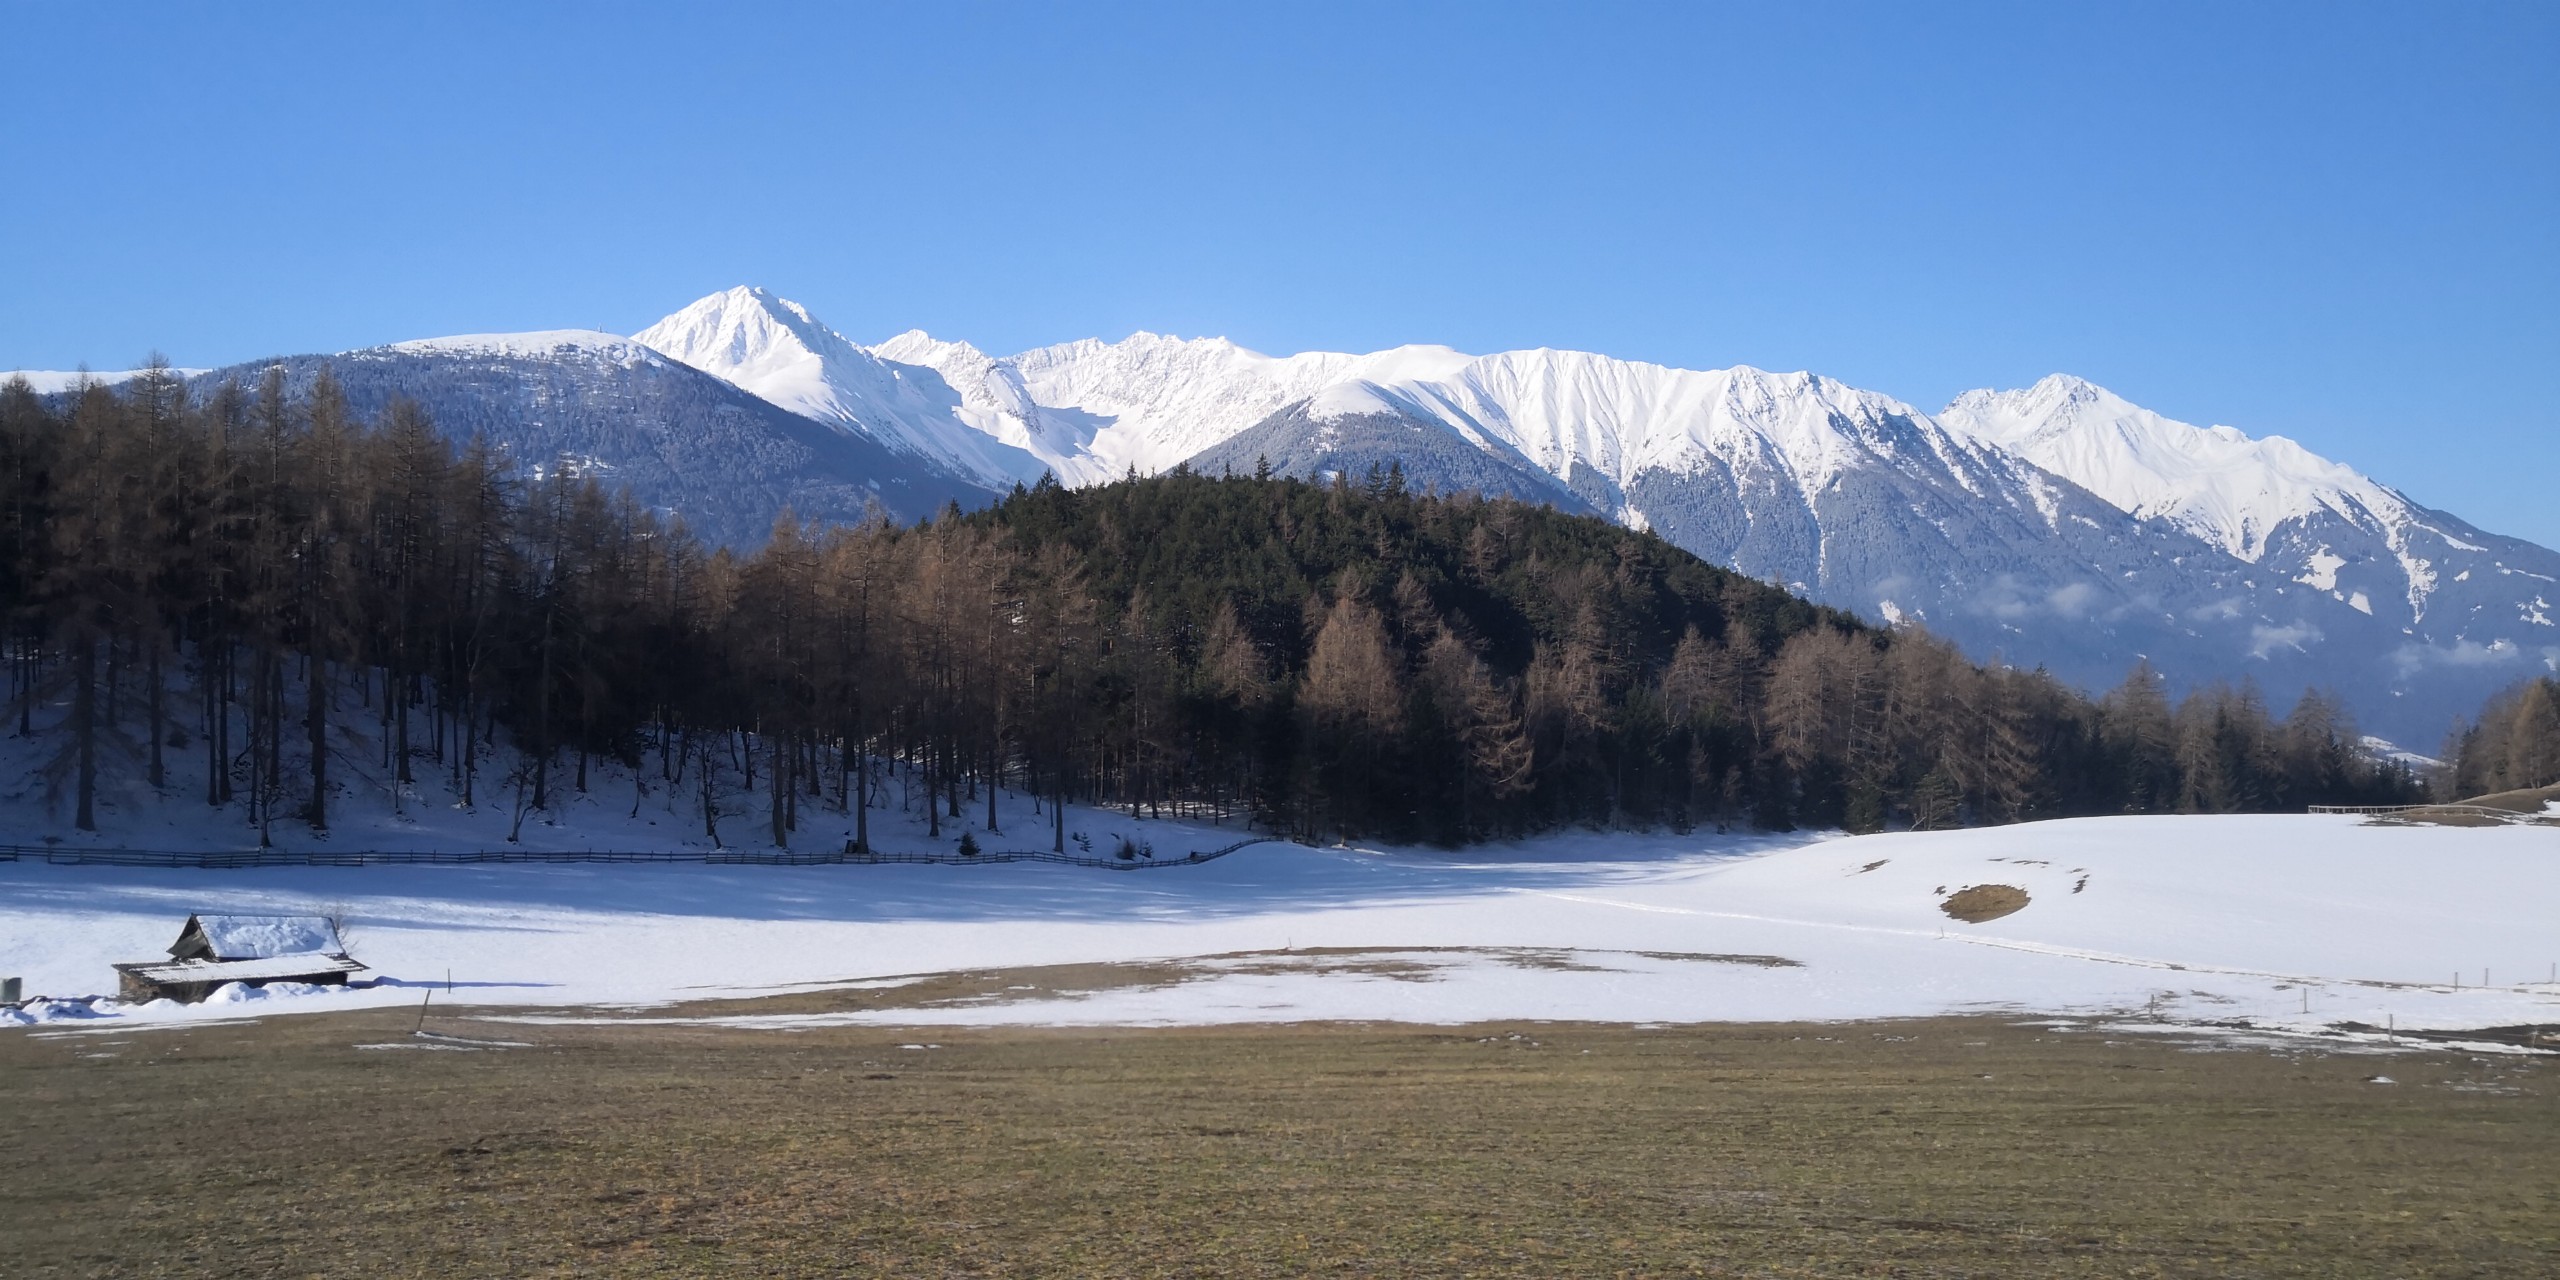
top-left (6, 806), bottom-right (2555, 1043)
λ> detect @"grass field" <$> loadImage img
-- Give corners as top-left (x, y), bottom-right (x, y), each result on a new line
top-left (4, 1006), bottom-right (2554, 1278)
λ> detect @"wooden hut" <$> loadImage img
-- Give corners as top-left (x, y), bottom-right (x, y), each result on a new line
top-left (114, 914), bottom-right (367, 1004)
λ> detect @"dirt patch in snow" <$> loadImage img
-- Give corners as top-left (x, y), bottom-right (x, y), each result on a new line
top-left (487, 947), bottom-right (1813, 1026)
top-left (1940, 885), bottom-right (2030, 923)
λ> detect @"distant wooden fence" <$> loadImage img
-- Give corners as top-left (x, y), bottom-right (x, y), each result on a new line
top-left (2307, 803), bottom-right (2533, 819)
top-left (0, 836), bottom-right (1281, 871)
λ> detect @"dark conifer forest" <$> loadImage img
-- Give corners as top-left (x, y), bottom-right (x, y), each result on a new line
top-left (2444, 675), bottom-right (2560, 799)
top-left (3, 365), bottom-right (2430, 847)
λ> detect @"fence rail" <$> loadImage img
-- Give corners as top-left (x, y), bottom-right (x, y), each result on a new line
top-left (2307, 803), bottom-right (2533, 818)
top-left (0, 836), bottom-right (1281, 871)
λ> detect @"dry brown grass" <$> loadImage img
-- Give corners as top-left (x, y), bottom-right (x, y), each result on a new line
top-left (2457, 782), bottom-right (2560, 815)
top-left (4, 1008), bottom-right (2555, 1277)
top-left (1941, 883), bottom-right (2032, 922)
top-left (2368, 783), bottom-right (2560, 827)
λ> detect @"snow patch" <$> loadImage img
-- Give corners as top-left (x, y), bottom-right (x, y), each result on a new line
top-left (2296, 548), bottom-right (2346, 591)
top-left (6, 815), bottom-right (2555, 1039)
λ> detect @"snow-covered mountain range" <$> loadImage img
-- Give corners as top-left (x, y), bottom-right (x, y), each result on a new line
top-left (183, 330), bottom-right (991, 547)
top-left (1938, 375), bottom-right (2554, 650)
top-left (15, 286), bottom-right (2554, 744)
top-left (616, 286), bottom-right (2558, 743)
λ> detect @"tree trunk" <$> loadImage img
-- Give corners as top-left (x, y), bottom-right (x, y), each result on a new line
top-left (461, 695), bottom-right (478, 807)
top-left (769, 734), bottom-right (790, 848)
top-left (853, 737), bottom-right (870, 854)
top-left (73, 637), bottom-right (97, 831)
top-left (396, 674), bottom-right (413, 782)
top-left (700, 733), bottom-right (723, 847)
top-left (265, 652), bottom-right (284, 824)
top-left (306, 652), bottom-right (328, 830)
top-left (146, 637), bottom-right (165, 790)
top-left (206, 646), bottom-right (224, 806)
top-left (532, 606), bottom-right (554, 813)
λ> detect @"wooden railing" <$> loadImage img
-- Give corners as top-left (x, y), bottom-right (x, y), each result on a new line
top-left (2307, 803), bottom-right (2540, 819)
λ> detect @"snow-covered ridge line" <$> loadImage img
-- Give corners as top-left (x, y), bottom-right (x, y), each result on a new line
top-left (1937, 372), bottom-right (2555, 637)
top-left (1938, 373), bottom-right (2413, 564)
top-left (385, 330), bottom-right (663, 364)
top-left (630, 286), bottom-right (2450, 559)
top-left (635, 287), bottom-right (1050, 487)
top-left (7, 367), bottom-right (211, 394)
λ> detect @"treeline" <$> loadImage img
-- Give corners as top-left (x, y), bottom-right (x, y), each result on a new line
top-left (2444, 676), bottom-right (2560, 799)
top-left (2, 366), bottom-right (2422, 847)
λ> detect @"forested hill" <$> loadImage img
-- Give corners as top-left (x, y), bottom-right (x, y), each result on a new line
top-left (959, 468), bottom-right (2420, 841)
top-left (974, 467), bottom-right (1858, 681)
top-left (2, 369), bottom-right (2421, 848)
top-left (966, 468), bottom-right (1871, 840)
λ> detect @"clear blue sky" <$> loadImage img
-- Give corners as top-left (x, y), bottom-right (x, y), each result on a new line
top-left (5, 2), bottom-right (2554, 544)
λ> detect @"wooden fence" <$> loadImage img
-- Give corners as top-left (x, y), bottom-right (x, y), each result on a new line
top-left (2307, 803), bottom-right (2536, 819)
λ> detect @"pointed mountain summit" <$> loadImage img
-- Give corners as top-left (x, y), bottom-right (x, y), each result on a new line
top-left (1940, 374), bottom-right (2403, 563)
top-left (1939, 376), bottom-right (2560, 658)
top-left (636, 288), bottom-right (1046, 488)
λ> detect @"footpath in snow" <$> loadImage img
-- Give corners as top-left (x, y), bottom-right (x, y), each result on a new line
top-left (5, 805), bottom-right (2556, 1045)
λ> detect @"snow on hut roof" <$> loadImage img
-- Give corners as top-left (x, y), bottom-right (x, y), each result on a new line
top-left (181, 914), bottom-right (346, 960)
top-left (120, 954), bottom-right (368, 985)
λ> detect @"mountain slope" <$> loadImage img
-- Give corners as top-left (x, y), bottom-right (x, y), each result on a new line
top-left (635, 287), bottom-right (1049, 488)
top-left (1181, 353), bottom-right (2410, 730)
top-left (189, 331), bottom-right (998, 547)
top-left (1942, 377), bottom-right (2560, 718)
top-left (631, 289), bottom-right (1478, 488)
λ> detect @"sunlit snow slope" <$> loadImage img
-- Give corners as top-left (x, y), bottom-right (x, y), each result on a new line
top-left (6, 814), bottom-right (2554, 1043)
top-left (1941, 375), bottom-right (2560, 637)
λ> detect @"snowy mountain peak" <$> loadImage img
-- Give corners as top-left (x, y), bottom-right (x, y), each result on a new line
top-left (635, 289), bottom-right (1047, 489)
top-left (1931, 373), bottom-right (2560, 670)
top-left (1938, 375), bottom-right (2408, 561)
top-left (870, 329), bottom-right (986, 369)
top-left (633, 287), bottom-right (846, 390)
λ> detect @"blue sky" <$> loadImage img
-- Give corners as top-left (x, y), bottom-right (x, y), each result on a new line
top-left (5, 2), bottom-right (2554, 543)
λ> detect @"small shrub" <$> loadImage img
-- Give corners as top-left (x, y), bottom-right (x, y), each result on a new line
top-left (957, 832), bottom-right (980, 857)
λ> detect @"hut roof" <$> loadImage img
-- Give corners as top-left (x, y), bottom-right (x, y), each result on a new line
top-left (118, 954), bottom-right (369, 986)
top-left (179, 914), bottom-right (347, 961)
